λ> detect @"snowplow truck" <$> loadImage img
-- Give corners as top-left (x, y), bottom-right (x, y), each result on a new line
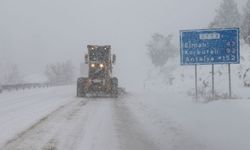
top-left (77, 45), bottom-right (118, 97)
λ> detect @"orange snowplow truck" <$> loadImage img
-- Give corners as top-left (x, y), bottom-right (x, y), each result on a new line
top-left (77, 45), bottom-right (118, 97)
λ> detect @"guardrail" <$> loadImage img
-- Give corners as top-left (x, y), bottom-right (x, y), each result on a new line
top-left (1, 83), bottom-right (51, 91)
top-left (0, 82), bottom-right (76, 93)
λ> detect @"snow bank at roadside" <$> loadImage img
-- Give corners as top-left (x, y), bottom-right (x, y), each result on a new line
top-left (125, 90), bottom-right (250, 150)
top-left (0, 86), bottom-right (74, 147)
top-left (140, 42), bottom-right (250, 149)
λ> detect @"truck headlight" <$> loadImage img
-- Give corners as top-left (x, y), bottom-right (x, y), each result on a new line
top-left (91, 64), bottom-right (95, 67)
top-left (100, 64), bottom-right (104, 68)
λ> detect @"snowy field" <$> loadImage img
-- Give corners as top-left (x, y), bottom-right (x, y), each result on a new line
top-left (0, 85), bottom-right (250, 150)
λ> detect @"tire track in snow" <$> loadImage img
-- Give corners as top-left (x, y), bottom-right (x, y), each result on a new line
top-left (2, 103), bottom-right (67, 149)
top-left (112, 99), bottom-right (160, 150)
top-left (42, 139), bottom-right (58, 150)
top-left (1, 97), bottom-right (120, 150)
top-left (75, 98), bottom-right (120, 150)
top-left (1, 97), bottom-right (89, 150)
top-left (124, 94), bottom-right (208, 150)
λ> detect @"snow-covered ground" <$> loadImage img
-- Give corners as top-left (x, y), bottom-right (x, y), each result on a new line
top-left (0, 85), bottom-right (250, 150)
top-left (0, 86), bottom-right (73, 148)
top-left (128, 90), bottom-right (250, 150)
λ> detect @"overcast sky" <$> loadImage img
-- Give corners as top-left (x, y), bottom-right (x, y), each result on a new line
top-left (0, 0), bottom-right (247, 89)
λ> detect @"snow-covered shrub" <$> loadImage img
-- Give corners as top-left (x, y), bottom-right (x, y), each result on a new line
top-left (0, 63), bottom-right (23, 85)
top-left (241, 0), bottom-right (250, 45)
top-left (209, 0), bottom-right (241, 28)
top-left (237, 43), bottom-right (250, 86)
top-left (146, 33), bottom-right (177, 68)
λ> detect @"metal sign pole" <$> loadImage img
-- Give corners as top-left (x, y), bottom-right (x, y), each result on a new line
top-left (228, 64), bottom-right (232, 98)
top-left (212, 64), bottom-right (215, 100)
top-left (195, 65), bottom-right (198, 101)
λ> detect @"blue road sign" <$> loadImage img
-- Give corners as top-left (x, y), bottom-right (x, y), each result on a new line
top-left (180, 28), bottom-right (240, 65)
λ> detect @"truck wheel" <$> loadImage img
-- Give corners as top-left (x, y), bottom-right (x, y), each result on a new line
top-left (111, 77), bottom-right (118, 98)
top-left (77, 77), bottom-right (86, 97)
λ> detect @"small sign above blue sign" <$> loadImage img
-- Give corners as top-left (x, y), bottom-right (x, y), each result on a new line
top-left (180, 28), bottom-right (240, 65)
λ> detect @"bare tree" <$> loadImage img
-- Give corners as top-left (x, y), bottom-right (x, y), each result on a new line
top-left (241, 0), bottom-right (250, 45)
top-left (209, 0), bottom-right (241, 28)
top-left (0, 63), bottom-right (23, 84)
top-left (146, 33), bottom-right (177, 68)
top-left (45, 61), bottom-right (74, 85)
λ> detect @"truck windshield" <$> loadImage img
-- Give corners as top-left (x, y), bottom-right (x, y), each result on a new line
top-left (89, 49), bottom-right (109, 61)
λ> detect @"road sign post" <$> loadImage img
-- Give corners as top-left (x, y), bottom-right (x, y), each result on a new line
top-left (195, 65), bottom-right (198, 101)
top-left (228, 64), bottom-right (232, 98)
top-left (180, 28), bottom-right (240, 100)
top-left (212, 64), bottom-right (215, 100)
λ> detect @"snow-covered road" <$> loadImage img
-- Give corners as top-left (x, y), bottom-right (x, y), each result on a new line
top-left (1, 86), bottom-right (249, 150)
top-left (0, 86), bottom-right (205, 150)
top-left (3, 96), bottom-right (118, 150)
